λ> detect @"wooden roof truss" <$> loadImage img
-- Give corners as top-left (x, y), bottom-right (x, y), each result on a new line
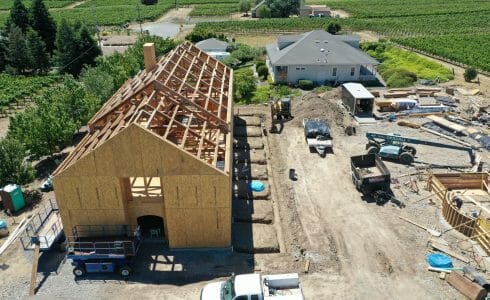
top-left (55, 42), bottom-right (232, 174)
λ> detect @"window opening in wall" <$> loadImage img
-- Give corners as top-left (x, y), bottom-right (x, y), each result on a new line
top-left (350, 67), bottom-right (355, 76)
top-left (129, 177), bottom-right (163, 200)
top-left (332, 67), bottom-right (337, 76)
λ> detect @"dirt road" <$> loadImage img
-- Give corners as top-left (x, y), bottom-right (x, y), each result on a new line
top-left (267, 97), bottom-right (463, 298)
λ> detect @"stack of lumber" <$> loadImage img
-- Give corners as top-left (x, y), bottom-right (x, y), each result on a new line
top-left (426, 115), bottom-right (467, 135)
top-left (384, 91), bottom-right (410, 98)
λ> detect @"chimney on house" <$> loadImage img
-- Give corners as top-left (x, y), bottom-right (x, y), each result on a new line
top-left (143, 43), bottom-right (157, 72)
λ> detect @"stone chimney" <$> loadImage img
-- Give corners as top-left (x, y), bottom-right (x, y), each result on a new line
top-left (143, 43), bottom-right (157, 72)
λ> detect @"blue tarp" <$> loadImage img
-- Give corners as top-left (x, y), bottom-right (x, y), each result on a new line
top-left (427, 253), bottom-right (453, 268)
top-left (0, 220), bottom-right (7, 229)
top-left (250, 181), bottom-right (265, 192)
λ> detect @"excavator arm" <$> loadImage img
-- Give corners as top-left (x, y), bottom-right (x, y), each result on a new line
top-left (366, 132), bottom-right (476, 164)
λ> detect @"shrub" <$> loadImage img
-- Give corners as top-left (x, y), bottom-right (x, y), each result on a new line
top-left (257, 65), bottom-right (268, 79)
top-left (257, 5), bottom-right (271, 18)
top-left (313, 85), bottom-right (332, 93)
top-left (298, 79), bottom-right (314, 90)
top-left (384, 69), bottom-right (418, 87)
top-left (234, 68), bottom-right (257, 102)
top-left (464, 67), bottom-right (477, 82)
top-left (326, 22), bottom-right (341, 35)
top-left (231, 44), bottom-right (258, 63)
top-left (255, 60), bottom-right (265, 68)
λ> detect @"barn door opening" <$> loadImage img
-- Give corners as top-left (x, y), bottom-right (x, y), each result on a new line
top-left (137, 215), bottom-right (164, 239)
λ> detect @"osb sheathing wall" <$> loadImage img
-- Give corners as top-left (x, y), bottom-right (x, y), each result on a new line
top-left (429, 173), bottom-right (490, 254)
top-left (53, 124), bottom-right (232, 248)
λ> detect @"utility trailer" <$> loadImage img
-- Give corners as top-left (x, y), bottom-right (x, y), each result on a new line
top-left (66, 225), bottom-right (140, 277)
top-left (351, 154), bottom-right (391, 195)
top-left (303, 118), bottom-right (332, 157)
top-left (19, 199), bottom-right (64, 251)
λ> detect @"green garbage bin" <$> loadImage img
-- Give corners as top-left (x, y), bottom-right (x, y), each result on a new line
top-left (0, 184), bottom-right (25, 213)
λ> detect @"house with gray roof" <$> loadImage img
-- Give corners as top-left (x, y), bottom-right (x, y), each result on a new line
top-left (266, 30), bottom-right (379, 85)
top-left (195, 38), bottom-right (230, 61)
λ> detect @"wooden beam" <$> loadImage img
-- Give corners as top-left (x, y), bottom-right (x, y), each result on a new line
top-left (157, 66), bottom-right (227, 121)
top-left (197, 121), bottom-right (208, 159)
top-left (180, 113), bottom-right (194, 148)
top-left (153, 80), bottom-right (229, 132)
top-left (154, 109), bottom-right (225, 152)
top-left (163, 104), bottom-right (180, 139)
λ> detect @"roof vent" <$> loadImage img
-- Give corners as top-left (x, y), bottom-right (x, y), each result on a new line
top-left (320, 48), bottom-right (325, 52)
top-left (323, 40), bottom-right (328, 43)
top-left (314, 40), bottom-right (320, 43)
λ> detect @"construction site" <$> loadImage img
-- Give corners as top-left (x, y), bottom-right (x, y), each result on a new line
top-left (1, 42), bottom-right (490, 299)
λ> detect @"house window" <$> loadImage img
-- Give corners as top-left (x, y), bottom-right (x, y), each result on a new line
top-left (350, 67), bottom-right (355, 76)
top-left (295, 67), bottom-right (306, 70)
top-left (332, 67), bottom-right (337, 76)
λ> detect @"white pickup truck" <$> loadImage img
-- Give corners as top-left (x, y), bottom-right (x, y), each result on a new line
top-left (303, 118), bottom-right (333, 157)
top-left (200, 273), bottom-right (304, 300)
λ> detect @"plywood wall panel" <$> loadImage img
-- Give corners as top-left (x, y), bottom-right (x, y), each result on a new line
top-left (166, 209), bottom-right (188, 247)
top-left (93, 142), bottom-right (116, 176)
top-left (111, 132), bottom-right (134, 177)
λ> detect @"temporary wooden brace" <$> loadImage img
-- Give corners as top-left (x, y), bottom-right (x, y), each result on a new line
top-left (29, 243), bottom-right (40, 296)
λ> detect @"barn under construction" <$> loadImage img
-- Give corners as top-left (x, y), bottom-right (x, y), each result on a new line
top-left (52, 42), bottom-right (233, 248)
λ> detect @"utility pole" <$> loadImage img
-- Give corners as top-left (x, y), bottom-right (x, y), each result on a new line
top-left (137, 3), bottom-right (143, 35)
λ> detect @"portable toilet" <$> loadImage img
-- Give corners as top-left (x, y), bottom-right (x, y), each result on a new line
top-left (0, 184), bottom-right (26, 213)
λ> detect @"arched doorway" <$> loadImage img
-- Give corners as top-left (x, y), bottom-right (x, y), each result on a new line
top-left (137, 215), bottom-right (164, 239)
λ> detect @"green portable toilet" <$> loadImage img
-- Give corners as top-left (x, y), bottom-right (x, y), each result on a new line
top-left (0, 184), bottom-right (26, 213)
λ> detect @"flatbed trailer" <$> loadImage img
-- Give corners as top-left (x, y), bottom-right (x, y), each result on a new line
top-left (66, 225), bottom-right (140, 277)
top-left (303, 118), bottom-right (333, 157)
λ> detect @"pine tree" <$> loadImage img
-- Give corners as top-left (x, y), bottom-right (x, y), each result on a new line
top-left (8, 0), bottom-right (30, 32)
top-left (78, 25), bottom-right (101, 70)
top-left (55, 19), bottom-right (79, 76)
top-left (7, 25), bottom-right (30, 74)
top-left (26, 29), bottom-right (50, 74)
top-left (30, 0), bottom-right (57, 53)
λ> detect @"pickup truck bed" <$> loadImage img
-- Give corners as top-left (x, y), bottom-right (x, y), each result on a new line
top-left (351, 154), bottom-right (391, 194)
top-left (262, 273), bottom-right (304, 299)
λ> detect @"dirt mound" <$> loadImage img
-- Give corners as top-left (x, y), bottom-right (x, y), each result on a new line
top-left (291, 91), bottom-right (353, 135)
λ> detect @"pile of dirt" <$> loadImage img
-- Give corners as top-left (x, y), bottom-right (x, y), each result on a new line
top-left (291, 91), bottom-right (354, 135)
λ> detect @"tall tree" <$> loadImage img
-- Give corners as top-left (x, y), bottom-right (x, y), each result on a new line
top-left (267, 0), bottom-right (293, 17)
top-left (30, 0), bottom-right (57, 53)
top-left (239, 0), bottom-right (252, 15)
top-left (26, 29), bottom-right (50, 74)
top-left (0, 138), bottom-right (35, 187)
top-left (8, 0), bottom-right (30, 32)
top-left (0, 41), bottom-right (6, 72)
top-left (7, 25), bottom-right (29, 74)
top-left (77, 25), bottom-right (101, 70)
top-left (55, 19), bottom-right (79, 76)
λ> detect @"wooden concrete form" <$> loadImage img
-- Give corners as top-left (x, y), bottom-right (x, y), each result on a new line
top-left (429, 173), bottom-right (490, 254)
top-left (53, 42), bottom-right (234, 249)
